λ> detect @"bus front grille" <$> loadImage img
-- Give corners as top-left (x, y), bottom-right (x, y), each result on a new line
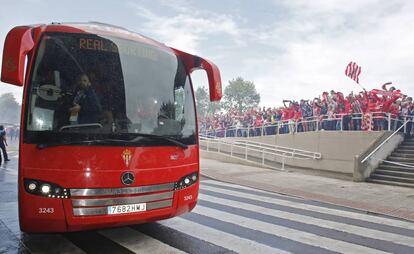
top-left (70, 183), bottom-right (175, 197)
top-left (72, 199), bottom-right (173, 216)
top-left (70, 183), bottom-right (175, 216)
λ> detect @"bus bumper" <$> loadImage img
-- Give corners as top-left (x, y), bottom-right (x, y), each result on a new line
top-left (19, 183), bottom-right (198, 233)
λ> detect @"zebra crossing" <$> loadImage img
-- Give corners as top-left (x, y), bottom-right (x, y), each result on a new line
top-left (3, 179), bottom-right (414, 253)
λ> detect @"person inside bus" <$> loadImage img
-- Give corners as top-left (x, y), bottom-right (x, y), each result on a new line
top-left (135, 96), bottom-right (159, 133)
top-left (0, 125), bottom-right (10, 165)
top-left (86, 63), bottom-right (116, 129)
top-left (68, 74), bottom-right (102, 125)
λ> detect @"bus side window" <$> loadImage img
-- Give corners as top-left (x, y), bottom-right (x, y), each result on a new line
top-left (174, 87), bottom-right (185, 121)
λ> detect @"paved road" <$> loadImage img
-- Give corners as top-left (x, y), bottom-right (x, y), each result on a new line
top-left (1, 152), bottom-right (414, 253)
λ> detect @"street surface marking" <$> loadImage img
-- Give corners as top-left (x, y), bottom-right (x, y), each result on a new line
top-left (162, 216), bottom-right (292, 254)
top-left (199, 193), bottom-right (414, 248)
top-left (192, 204), bottom-right (389, 254)
top-left (201, 183), bottom-right (414, 231)
top-left (99, 227), bottom-right (185, 254)
top-left (22, 234), bottom-right (86, 254)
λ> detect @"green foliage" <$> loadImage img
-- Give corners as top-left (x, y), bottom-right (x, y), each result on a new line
top-left (0, 93), bottom-right (21, 124)
top-left (222, 77), bottom-right (260, 113)
top-left (195, 86), bottom-right (221, 118)
top-left (159, 101), bottom-right (176, 119)
top-left (195, 86), bottom-right (208, 117)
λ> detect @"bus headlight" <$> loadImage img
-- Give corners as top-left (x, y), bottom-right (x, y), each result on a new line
top-left (24, 179), bottom-right (70, 199)
top-left (174, 172), bottom-right (198, 190)
top-left (40, 184), bottom-right (51, 194)
top-left (27, 181), bottom-right (37, 191)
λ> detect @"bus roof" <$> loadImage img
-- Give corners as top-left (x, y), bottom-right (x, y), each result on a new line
top-left (35, 22), bottom-right (171, 52)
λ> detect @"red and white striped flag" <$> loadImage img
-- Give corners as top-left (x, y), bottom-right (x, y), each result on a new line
top-left (345, 61), bottom-right (362, 84)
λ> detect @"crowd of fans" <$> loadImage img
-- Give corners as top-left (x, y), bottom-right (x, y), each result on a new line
top-left (200, 83), bottom-right (414, 137)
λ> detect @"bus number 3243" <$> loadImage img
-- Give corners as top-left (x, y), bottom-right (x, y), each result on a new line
top-left (39, 208), bottom-right (54, 214)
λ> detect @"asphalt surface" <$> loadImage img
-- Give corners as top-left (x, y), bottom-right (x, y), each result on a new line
top-left (1, 151), bottom-right (414, 253)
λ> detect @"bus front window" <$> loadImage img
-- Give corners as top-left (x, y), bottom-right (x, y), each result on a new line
top-left (25, 33), bottom-right (196, 146)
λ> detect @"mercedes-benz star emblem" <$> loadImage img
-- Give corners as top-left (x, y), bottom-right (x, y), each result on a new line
top-left (121, 172), bottom-right (135, 185)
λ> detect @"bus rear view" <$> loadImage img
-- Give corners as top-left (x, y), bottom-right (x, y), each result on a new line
top-left (1, 23), bottom-right (222, 232)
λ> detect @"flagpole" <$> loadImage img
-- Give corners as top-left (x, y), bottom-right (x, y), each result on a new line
top-left (356, 82), bottom-right (366, 92)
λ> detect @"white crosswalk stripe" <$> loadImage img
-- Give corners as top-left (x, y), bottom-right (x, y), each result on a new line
top-left (161, 216), bottom-right (291, 254)
top-left (199, 193), bottom-right (414, 248)
top-left (99, 227), bottom-right (185, 254)
top-left (191, 205), bottom-right (388, 254)
top-left (201, 180), bottom-right (414, 230)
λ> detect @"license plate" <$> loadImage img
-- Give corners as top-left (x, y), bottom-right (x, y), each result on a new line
top-left (107, 203), bottom-right (147, 215)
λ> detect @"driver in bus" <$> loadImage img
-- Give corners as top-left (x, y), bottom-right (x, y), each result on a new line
top-left (68, 74), bottom-right (102, 125)
top-left (135, 96), bottom-right (159, 132)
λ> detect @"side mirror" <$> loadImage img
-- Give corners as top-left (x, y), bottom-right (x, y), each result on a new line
top-left (171, 48), bottom-right (222, 102)
top-left (1, 26), bottom-right (35, 86)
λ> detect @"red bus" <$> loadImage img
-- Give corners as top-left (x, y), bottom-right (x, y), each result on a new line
top-left (1, 22), bottom-right (221, 232)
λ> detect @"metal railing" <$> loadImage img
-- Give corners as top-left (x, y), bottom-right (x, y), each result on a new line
top-left (200, 112), bottom-right (413, 138)
top-left (379, 160), bottom-right (414, 169)
top-left (361, 119), bottom-right (412, 164)
top-left (199, 136), bottom-right (322, 170)
top-left (233, 140), bottom-right (322, 160)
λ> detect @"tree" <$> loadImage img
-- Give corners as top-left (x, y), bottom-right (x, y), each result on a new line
top-left (195, 87), bottom-right (208, 118)
top-left (222, 77), bottom-right (260, 113)
top-left (0, 93), bottom-right (21, 124)
top-left (195, 86), bottom-right (221, 118)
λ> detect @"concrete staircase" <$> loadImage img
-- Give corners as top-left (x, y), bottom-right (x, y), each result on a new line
top-left (368, 136), bottom-right (414, 188)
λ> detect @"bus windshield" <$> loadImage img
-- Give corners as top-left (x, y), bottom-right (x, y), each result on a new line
top-left (25, 33), bottom-right (196, 146)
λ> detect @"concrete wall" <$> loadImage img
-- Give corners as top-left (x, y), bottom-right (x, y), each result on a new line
top-left (208, 131), bottom-right (388, 175)
top-left (200, 150), bottom-right (276, 169)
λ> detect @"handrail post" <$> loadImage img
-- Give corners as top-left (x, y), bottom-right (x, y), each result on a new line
top-left (369, 113), bottom-right (373, 131)
top-left (247, 126), bottom-right (250, 138)
top-left (224, 128), bottom-right (227, 138)
top-left (262, 150), bottom-right (265, 166)
top-left (404, 117), bottom-right (407, 134)
top-left (277, 122), bottom-right (280, 135)
top-left (295, 120), bottom-right (298, 134)
top-left (340, 115), bottom-right (344, 131)
top-left (316, 118), bottom-right (319, 131)
top-left (261, 125), bottom-right (264, 136)
top-left (388, 113), bottom-right (391, 131)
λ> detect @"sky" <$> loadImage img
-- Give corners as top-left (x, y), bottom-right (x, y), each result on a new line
top-left (1, 0), bottom-right (414, 107)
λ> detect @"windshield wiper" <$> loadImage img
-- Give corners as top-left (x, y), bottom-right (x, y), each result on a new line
top-left (59, 123), bottom-right (103, 131)
top-left (130, 133), bottom-right (188, 149)
top-left (36, 138), bottom-right (127, 150)
top-left (36, 135), bottom-right (188, 150)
